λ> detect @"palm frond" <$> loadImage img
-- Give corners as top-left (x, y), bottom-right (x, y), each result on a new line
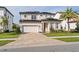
top-left (60, 7), bottom-right (79, 20)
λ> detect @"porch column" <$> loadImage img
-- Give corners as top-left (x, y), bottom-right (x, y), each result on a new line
top-left (42, 22), bottom-right (45, 33)
top-left (47, 23), bottom-right (51, 33)
top-left (20, 24), bottom-right (23, 32)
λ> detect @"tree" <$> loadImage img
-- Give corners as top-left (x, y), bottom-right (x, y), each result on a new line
top-left (0, 20), bottom-right (3, 33)
top-left (12, 23), bottom-right (21, 34)
top-left (15, 26), bottom-right (21, 34)
top-left (60, 8), bottom-right (79, 32)
top-left (1, 16), bottom-right (8, 32)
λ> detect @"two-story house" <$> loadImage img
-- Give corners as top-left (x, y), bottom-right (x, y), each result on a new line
top-left (0, 6), bottom-right (14, 32)
top-left (19, 11), bottom-right (61, 33)
top-left (55, 12), bottom-right (78, 31)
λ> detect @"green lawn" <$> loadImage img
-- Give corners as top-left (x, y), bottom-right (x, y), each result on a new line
top-left (45, 32), bottom-right (79, 36)
top-left (56, 37), bottom-right (79, 42)
top-left (0, 40), bottom-right (15, 46)
top-left (0, 32), bottom-right (20, 39)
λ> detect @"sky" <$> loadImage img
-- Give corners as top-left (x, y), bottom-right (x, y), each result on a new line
top-left (5, 6), bottom-right (79, 24)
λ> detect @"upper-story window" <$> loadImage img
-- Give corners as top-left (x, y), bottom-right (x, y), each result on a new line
top-left (45, 15), bottom-right (47, 17)
top-left (8, 16), bottom-right (9, 19)
top-left (31, 15), bottom-right (36, 20)
top-left (40, 14), bottom-right (43, 16)
top-left (24, 15), bottom-right (27, 18)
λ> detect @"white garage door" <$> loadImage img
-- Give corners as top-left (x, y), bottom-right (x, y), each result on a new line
top-left (23, 26), bottom-right (39, 33)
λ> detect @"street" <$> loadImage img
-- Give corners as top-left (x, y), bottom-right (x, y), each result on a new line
top-left (1, 43), bottom-right (79, 52)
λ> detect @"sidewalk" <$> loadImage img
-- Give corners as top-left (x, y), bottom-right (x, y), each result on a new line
top-left (49, 36), bottom-right (79, 38)
top-left (0, 38), bottom-right (16, 40)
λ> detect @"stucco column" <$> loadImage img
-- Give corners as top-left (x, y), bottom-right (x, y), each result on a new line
top-left (41, 22), bottom-right (44, 33)
top-left (47, 23), bottom-right (51, 33)
top-left (20, 24), bottom-right (23, 32)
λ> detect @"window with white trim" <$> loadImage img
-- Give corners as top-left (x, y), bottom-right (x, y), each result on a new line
top-left (31, 15), bottom-right (36, 20)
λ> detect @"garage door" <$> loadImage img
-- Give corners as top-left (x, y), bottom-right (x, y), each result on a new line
top-left (23, 25), bottom-right (39, 33)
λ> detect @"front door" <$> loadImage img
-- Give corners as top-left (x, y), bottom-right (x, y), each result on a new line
top-left (44, 23), bottom-right (48, 32)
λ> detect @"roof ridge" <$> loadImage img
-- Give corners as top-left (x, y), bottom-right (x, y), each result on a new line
top-left (19, 11), bottom-right (56, 15)
top-left (0, 6), bottom-right (14, 16)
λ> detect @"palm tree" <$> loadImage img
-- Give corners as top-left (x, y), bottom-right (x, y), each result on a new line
top-left (1, 16), bottom-right (8, 31)
top-left (60, 8), bottom-right (79, 31)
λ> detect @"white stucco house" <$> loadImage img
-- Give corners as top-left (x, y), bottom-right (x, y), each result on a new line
top-left (19, 11), bottom-right (61, 33)
top-left (0, 6), bottom-right (14, 32)
top-left (19, 11), bottom-right (79, 33)
top-left (55, 12), bottom-right (78, 31)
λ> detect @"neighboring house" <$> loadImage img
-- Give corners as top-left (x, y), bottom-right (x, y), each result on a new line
top-left (55, 12), bottom-right (78, 31)
top-left (19, 11), bottom-right (61, 33)
top-left (0, 6), bottom-right (14, 32)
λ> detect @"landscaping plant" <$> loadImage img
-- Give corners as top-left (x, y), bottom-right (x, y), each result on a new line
top-left (75, 23), bottom-right (79, 32)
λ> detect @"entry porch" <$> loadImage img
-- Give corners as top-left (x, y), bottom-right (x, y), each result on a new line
top-left (41, 18), bottom-right (61, 33)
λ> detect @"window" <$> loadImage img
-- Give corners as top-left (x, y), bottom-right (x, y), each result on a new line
top-left (4, 14), bottom-right (6, 16)
top-left (24, 15), bottom-right (27, 18)
top-left (50, 15), bottom-right (52, 18)
top-left (56, 23), bottom-right (58, 29)
top-left (31, 15), bottom-right (36, 20)
top-left (40, 14), bottom-right (43, 16)
top-left (45, 15), bottom-right (47, 17)
top-left (8, 16), bottom-right (9, 19)
top-left (10, 16), bottom-right (11, 18)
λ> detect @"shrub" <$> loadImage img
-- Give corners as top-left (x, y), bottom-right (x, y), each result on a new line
top-left (4, 30), bottom-right (9, 33)
top-left (12, 23), bottom-right (21, 34)
top-left (15, 27), bottom-right (21, 34)
top-left (12, 23), bottom-right (17, 31)
top-left (0, 29), bottom-right (3, 33)
top-left (58, 29), bottom-right (64, 32)
top-left (70, 29), bottom-right (76, 33)
top-left (75, 23), bottom-right (79, 32)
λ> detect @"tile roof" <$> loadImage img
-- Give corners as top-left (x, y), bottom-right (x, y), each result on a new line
top-left (19, 11), bottom-right (55, 15)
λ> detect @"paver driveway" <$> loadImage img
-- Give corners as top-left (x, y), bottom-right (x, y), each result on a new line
top-left (0, 33), bottom-right (66, 49)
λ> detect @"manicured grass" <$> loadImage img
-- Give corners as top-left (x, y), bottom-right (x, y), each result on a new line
top-left (56, 37), bottom-right (79, 42)
top-left (0, 32), bottom-right (20, 39)
top-left (0, 40), bottom-right (15, 46)
top-left (45, 32), bottom-right (79, 36)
